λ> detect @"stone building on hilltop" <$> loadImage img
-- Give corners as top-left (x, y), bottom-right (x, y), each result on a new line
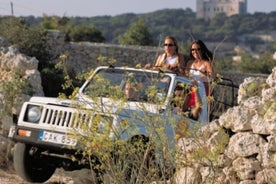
top-left (196, 0), bottom-right (247, 20)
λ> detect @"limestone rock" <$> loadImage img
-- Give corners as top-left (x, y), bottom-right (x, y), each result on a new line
top-left (0, 45), bottom-right (44, 170)
top-left (173, 167), bottom-right (202, 184)
top-left (206, 128), bottom-right (229, 154)
top-left (222, 166), bottom-right (240, 184)
top-left (262, 87), bottom-right (276, 102)
top-left (258, 143), bottom-right (276, 168)
top-left (238, 77), bottom-right (266, 104)
top-left (251, 112), bottom-right (276, 135)
top-left (232, 157), bottom-right (261, 180)
top-left (240, 180), bottom-right (257, 184)
top-left (266, 67), bottom-right (276, 88)
top-left (225, 132), bottom-right (265, 159)
top-left (267, 135), bottom-right (276, 152)
top-left (218, 106), bottom-right (252, 132)
top-left (255, 169), bottom-right (276, 184)
top-left (25, 69), bottom-right (44, 96)
top-left (197, 119), bottom-right (221, 139)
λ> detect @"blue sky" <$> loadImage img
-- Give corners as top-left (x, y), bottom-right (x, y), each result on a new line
top-left (0, 0), bottom-right (275, 17)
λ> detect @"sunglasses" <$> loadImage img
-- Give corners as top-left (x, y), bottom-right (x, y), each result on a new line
top-left (164, 43), bottom-right (175, 47)
top-left (191, 48), bottom-right (201, 51)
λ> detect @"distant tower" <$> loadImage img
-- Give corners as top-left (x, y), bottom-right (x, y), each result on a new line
top-left (196, 0), bottom-right (247, 20)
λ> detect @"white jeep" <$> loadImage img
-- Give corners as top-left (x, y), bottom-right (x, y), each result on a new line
top-left (8, 66), bottom-right (235, 183)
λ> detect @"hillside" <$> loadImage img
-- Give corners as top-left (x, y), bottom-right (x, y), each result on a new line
top-left (21, 9), bottom-right (276, 46)
top-left (67, 9), bottom-right (276, 47)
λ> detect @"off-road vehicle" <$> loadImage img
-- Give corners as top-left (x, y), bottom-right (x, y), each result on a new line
top-left (8, 66), bottom-right (236, 182)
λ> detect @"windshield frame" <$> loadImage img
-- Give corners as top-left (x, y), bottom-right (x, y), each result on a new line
top-left (80, 67), bottom-right (172, 104)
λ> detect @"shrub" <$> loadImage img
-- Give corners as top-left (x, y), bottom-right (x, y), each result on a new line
top-left (68, 25), bottom-right (105, 42)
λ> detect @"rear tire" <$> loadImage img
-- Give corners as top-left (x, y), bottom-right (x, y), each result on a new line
top-left (13, 143), bottom-right (56, 183)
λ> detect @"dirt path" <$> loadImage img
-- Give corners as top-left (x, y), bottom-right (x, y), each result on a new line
top-left (0, 169), bottom-right (74, 184)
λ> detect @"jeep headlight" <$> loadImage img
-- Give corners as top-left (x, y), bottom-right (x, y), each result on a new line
top-left (26, 105), bottom-right (42, 123)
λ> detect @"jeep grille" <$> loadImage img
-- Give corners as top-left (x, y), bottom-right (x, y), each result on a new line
top-left (41, 106), bottom-right (112, 131)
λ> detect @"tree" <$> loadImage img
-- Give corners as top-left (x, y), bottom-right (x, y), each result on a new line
top-left (0, 17), bottom-right (66, 97)
top-left (68, 25), bottom-right (105, 42)
top-left (119, 19), bottom-right (153, 46)
top-left (41, 16), bottom-right (59, 29)
top-left (240, 53), bottom-right (275, 74)
top-left (0, 17), bottom-right (50, 62)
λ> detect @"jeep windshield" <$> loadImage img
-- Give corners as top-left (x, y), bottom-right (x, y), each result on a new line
top-left (82, 68), bottom-right (171, 104)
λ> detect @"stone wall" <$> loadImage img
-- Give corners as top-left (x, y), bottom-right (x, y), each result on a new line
top-left (175, 67), bottom-right (276, 183)
top-left (47, 30), bottom-right (163, 74)
top-left (47, 30), bottom-right (268, 88)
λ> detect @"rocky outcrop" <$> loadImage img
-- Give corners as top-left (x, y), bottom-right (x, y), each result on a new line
top-left (0, 45), bottom-right (44, 170)
top-left (0, 46), bottom-right (44, 130)
top-left (175, 67), bottom-right (276, 183)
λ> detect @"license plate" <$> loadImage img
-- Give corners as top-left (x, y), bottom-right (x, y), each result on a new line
top-left (39, 131), bottom-right (77, 146)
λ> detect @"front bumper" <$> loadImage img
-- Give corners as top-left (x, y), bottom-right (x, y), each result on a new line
top-left (8, 125), bottom-right (78, 150)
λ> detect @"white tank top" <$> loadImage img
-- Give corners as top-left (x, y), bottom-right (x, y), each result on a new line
top-left (165, 55), bottom-right (178, 65)
top-left (189, 62), bottom-right (209, 82)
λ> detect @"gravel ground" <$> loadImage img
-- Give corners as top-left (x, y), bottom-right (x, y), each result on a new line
top-left (0, 168), bottom-right (84, 184)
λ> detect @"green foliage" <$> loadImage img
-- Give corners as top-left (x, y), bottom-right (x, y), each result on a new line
top-left (40, 16), bottom-right (73, 31)
top-left (240, 53), bottom-right (275, 74)
top-left (53, 54), bottom-right (86, 97)
top-left (213, 57), bottom-right (235, 71)
top-left (213, 52), bottom-right (275, 74)
top-left (40, 66), bottom-right (65, 97)
top-left (71, 109), bottom-right (176, 183)
top-left (0, 16), bottom-right (76, 97)
top-left (66, 9), bottom-right (276, 45)
top-left (68, 25), bottom-right (105, 42)
top-left (20, 9), bottom-right (276, 46)
top-left (0, 70), bottom-right (33, 117)
top-left (41, 16), bottom-right (59, 29)
top-left (0, 17), bottom-right (50, 62)
top-left (61, 65), bottom-right (180, 182)
top-left (243, 80), bottom-right (267, 98)
top-left (267, 42), bottom-right (276, 52)
top-left (119, 19), bottom-right (153, 46)
top-left (0, 17), bottom-right (60, 97)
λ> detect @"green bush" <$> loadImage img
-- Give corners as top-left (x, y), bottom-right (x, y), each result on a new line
top-left (0, 17), bottom-right (51, 62)
top-left (119, 19), bottom-right (153, 46)
top-left (68, 25), bottom-right (105, 42)
top-left (0, 69), bottom-right (33, 117)
top-left (0, 17), bottom-right (68, 97)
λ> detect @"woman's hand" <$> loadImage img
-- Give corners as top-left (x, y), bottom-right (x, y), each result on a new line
top-left (144, 63), bottom-right (151, 69)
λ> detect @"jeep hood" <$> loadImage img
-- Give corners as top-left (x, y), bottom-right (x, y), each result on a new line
top-left (29, 96), bottom-right (165, 115)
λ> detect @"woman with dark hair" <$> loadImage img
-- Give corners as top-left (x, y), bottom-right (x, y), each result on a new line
top-left (145, 36), bottom-right (186, 75)
top-left (185, 40), bottom-right (214, 96)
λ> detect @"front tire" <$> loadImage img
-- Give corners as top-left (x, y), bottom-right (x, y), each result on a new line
top-left (13, 143), bottom-right (56, 183)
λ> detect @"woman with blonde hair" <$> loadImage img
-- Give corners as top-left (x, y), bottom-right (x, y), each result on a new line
top-left (145, 36), bottom-right (186, 75)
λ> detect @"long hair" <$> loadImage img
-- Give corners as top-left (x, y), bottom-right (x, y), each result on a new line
top-left (161, 36), bottom-right (180, 66)
top-left (189, 40), bottom-right (213, 62)
top-left (165, 36), bottom-right (179, 54)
